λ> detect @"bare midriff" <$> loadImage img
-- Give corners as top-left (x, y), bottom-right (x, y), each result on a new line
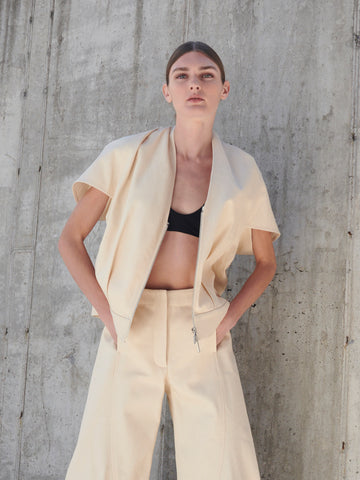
top-left (145, 230), bottom-right (199, 289)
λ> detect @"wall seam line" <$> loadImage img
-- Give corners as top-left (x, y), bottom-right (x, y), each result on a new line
top-left (15, 0), bottom-right (56, 478)
top-left (0, 0), bottom-right (33, 449)
top-left (339, 0), bottom-right (360, 478)
top-left (1, 0), bottom-right (37, 475)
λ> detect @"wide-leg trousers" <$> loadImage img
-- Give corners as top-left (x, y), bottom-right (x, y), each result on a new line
top-left (65, 288), bottom-right (261, 479)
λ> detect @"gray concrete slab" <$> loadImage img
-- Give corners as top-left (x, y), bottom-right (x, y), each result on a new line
top-left (1, 0), bottom-right (359, 479)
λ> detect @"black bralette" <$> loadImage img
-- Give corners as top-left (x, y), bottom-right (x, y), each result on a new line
top-left (167, 204), bottom-right (204, 238)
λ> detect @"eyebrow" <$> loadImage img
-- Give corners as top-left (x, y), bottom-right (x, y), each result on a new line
top-left (171, 65), bottom-right (218, 74)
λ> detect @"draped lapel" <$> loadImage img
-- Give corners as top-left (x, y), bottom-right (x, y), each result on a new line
top-left (194, 131), bottom-right (238, 269)
top-left (137, 126), bottom-right (237, 271)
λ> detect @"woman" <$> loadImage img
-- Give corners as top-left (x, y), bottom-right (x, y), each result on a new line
top-left (59, 40), bottom-right (280, 480)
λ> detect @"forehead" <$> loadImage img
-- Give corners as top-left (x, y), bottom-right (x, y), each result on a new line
top-left (170, 51), bottom-right (219, 72)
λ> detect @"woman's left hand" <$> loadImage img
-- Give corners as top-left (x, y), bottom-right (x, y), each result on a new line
top-left (215, 330), bottom-right (227, 348)
top-left (215, 230), bottom-right (277, 349)
top-left (215, 310), bottom-right (236, 347)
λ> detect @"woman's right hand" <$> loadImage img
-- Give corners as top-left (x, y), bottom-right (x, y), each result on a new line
top-left (103, 314), bottom-right (118, 350)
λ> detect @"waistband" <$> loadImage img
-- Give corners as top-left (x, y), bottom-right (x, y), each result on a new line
top-left (139, 287), bottom-right (194, 306)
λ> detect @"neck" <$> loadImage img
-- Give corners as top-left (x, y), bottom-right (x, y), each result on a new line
top-left (173, 119), bottom-right (214, 162)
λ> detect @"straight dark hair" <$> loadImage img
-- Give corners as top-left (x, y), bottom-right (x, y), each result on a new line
top-left (166, 41), bottom-right (226, 85)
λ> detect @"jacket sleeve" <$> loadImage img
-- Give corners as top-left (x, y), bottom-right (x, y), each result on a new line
top-left (236, 158), bottom-right (280, 255)
top-left (71, 129), bottom-right (158, 221)
top-left (71, 141), bottom-right (123, 221)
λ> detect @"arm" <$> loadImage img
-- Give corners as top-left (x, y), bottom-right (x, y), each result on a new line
top-left (216, 228), bottom-right (277, 345)
top-left (58, 187), bottom-right (117, 346)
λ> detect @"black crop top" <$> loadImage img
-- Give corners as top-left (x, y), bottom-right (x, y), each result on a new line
top-left (167, 204), bottom-right (204, 238)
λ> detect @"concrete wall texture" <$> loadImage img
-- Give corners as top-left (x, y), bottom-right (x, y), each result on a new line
top-left (1, 0), bottom-right (359, 479)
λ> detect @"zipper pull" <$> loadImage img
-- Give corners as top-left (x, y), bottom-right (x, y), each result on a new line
top-left (191, 326), bottom-right (201, 353)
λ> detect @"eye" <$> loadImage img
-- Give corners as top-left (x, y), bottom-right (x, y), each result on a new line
top-left (202, 73), bottom-right (214, 78)
top-left (175, 73), bottom-right (187, 79)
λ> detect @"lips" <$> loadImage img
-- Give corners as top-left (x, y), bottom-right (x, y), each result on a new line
top-left (187, 96), bottom-right (204, 101)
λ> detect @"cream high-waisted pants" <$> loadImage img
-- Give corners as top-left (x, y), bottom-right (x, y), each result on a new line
top-left (65, 288), bottom-right (261, 480)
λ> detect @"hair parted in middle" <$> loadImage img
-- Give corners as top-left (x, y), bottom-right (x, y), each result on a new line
top-left (165, 41), bottom-right (226, 86)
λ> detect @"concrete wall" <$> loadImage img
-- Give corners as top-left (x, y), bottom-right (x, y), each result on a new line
top-left (1, 0), bottom-right (359, 479)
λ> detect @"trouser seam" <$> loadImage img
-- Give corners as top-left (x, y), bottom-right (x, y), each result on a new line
top-left (215, 351), bottom-right (226, 478)
top-left (110, 351), bottom-right (121, 479)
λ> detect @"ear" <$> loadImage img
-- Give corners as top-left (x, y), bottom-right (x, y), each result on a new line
top-left (220, 80), bottom-right (230, 100)
top-left (162, 83), bottom-right (172, 103)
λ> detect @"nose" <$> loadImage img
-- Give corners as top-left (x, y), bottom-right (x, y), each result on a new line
top-left (189, 76), bottom-right (200, 90)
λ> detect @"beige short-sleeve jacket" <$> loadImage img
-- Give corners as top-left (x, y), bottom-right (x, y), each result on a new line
top-left (72, 126), bottom-right (280, 347)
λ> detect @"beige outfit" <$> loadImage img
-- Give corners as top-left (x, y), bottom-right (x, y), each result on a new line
top-left (65, 126), bottom-right (280, 479)
top-left (72, 126), bottom-right (280, 347)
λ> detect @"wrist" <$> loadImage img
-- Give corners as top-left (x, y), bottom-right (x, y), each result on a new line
top-left (226, 302), bottom-right (240, 329)
top-left (93, 303), bottom-right (112, 321)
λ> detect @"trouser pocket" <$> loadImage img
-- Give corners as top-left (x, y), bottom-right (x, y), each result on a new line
top-left (198, 328), bottom-right (218, 354)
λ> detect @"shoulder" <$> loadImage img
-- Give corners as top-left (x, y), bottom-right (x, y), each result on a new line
top-left (218, 138), bottom-right (263, 185)
top-left (221, 139), bottom-right (258, 170)
top-left (99, 126), bottom-right (170, 157)
top-left (214, 135), bottom-right (272, 195)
